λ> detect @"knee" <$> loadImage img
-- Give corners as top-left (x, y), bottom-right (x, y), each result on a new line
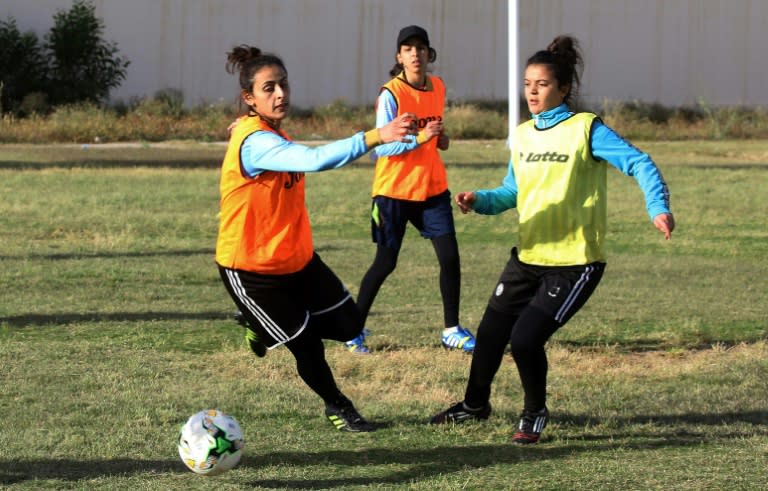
top-left (509, 316), bottom-right (554, 355)
top-left (374, 254), bottom-right (398, 276)
top-left (433, 235), bottom-right (460, 266)
top-left (508, 333), bottom-right (541, 357)
top-left (438, 250), bottom-right (460, 270)
top-left (320, 300), bottom-right (363, 341)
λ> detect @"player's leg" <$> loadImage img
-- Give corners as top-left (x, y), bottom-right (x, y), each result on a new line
top-left (509, 262), bottom-right (605, 444)
top-left (420, 191), bottom-right (475, 351)
top-left (284, 329), bottom-right (375, 432)
top-left (300, 254), bottom-right (365, 344)
top-left (429, 306), bottom-right (516, 424)
top-left (430, 251), bottom-right (537, 424)
top-left (506, 305), bottom-right (559, 444)
top-left (218, 265), bottom-right (304, 357)
top-left (430, 234), bottom-right (461, 327)
top-left (356, 244), bottom-right (399, 325)
top-left (353, 197), bottom-right (408, 352)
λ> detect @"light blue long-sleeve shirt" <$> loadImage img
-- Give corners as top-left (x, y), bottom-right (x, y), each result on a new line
top-left (371, 89), bottom-right (421, 157)
top-left (240, 130), bottom-right (370, 177)
top-left (473, 103), bottom-right (671, 220)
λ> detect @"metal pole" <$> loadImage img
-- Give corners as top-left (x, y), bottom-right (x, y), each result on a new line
top-left (508, 0), bottom-right (519, 148)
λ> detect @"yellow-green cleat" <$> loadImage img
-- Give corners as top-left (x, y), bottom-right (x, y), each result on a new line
top-left (325, 401), bottom-right (375, 432)
top-left (244, 328), bottom-right (267, 358)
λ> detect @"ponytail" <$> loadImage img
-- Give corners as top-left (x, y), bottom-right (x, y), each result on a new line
top-left (226, 45), bottom-right (286, 92)
top-left (526, 35), bottom-right (583, 105)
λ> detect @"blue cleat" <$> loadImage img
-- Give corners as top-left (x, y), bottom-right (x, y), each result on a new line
top-left (345, 328), bottom-right (371, 354)
top-left (441, 325), bottom-right (476, 352)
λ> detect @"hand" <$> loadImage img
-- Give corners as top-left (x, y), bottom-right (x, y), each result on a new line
top-left (653, 213), bottom-right (675, 240)
top-left (378, 112), bottom-right (418, 143)
top-left (455, 191), bottom-right (476, 214)
top-left (423, 120), bottom-right (444, 141)
top-left (437, 133), bottom-right (450, 151)
top-left (226, 116), bottom-right (245, 137)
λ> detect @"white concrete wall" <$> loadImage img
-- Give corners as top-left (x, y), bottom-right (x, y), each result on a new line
top-left (3, 0), bottom-right (767, 108)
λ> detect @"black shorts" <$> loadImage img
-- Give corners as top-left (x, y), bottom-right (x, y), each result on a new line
top-left (488, 248), bottom-right (606, 325)
top-left (218, 254), bottom-right (352, 349)
top-left (370, 190), bottom-right (456, 250)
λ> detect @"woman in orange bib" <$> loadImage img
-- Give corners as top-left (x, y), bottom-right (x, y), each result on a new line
top-left (347, 26), bottom-right (476, 354)
top-left (216, 45), bottom-right (415, 433)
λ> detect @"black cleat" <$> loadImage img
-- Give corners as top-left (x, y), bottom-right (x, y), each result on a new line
top-left (325, 401), bottom-right (376, 432)
top-left (512, 407), bottom-right (548, 445)
top-left (429, 401), bottom-right (491, 425)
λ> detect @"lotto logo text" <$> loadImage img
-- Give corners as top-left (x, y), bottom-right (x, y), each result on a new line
top-left (520, 151), bottom-right (569, 163)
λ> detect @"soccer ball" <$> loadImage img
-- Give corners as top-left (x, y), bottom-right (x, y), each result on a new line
top-left (178, 409), bottom-right (244, 476)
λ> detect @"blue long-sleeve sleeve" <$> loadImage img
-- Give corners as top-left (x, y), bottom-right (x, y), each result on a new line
top-left (472, 104), bottom-right (671, 219)
top-left (371, 89), bottom-right (419, 157)
top-left (240, 130), bottom-right (369, 176)
top-left (472, 160), bottom-right (518, 215)
top-left (590, 122), bottom-right (671, 219)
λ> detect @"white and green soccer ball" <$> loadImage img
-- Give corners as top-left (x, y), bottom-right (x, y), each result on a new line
top-left (178, 409), bottom-right (244, 476)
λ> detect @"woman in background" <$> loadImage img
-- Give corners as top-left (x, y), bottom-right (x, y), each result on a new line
top-left (348, 25), bottom-right (476, 354)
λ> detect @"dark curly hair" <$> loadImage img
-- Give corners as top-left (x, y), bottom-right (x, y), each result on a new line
top-left (526, 35), bottom-right (583, 105)
top-left (225, 45), bottom-right (287, 92)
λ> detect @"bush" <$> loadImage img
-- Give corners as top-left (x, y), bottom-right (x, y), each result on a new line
top-left (43, 0), bottom-right (130, 106)
top-left (2, 97), bottom-right (768, 144)
top-left (0, 17), bottom-right (47, 115)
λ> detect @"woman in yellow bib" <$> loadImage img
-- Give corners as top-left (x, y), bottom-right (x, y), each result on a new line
top-left (347, 26), bottom-right (476, 354)
top-left (216, 45), bottom-right (415, 432)
top-left (430, 35), bottom-right (675, 444)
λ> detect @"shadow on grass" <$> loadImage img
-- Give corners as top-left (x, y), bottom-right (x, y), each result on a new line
top-left (244, 429), bottom-right (757, 488)
top-left (0, 248), bottom-right (214, 261)
top-left (557, 410), bottom-right (768, 428)
top-left (2, 414), bottom-right (764, 487)
top-left (0, 311), bottom-right (231, 327)
top-left (0, 458), bottom-right (180, 485)
top-left (0, 441), bottom-right (708, 486)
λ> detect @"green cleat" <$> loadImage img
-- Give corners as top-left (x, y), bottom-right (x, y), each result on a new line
top-left (244, 328), bottom-right (267, 358)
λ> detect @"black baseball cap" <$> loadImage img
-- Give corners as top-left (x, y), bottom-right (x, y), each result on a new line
top-left (397, 25), bottom-right (430, 48)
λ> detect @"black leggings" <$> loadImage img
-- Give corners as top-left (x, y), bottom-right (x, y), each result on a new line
top-left (464, 305), bottom-right (560, 412)
top-left (284, 298), bottom-right (362, 407)
top-left (357, 233), bottom-right (461, 327)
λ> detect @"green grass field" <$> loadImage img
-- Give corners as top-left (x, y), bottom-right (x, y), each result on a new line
top-left (1, 141), bottom-right (767, 490)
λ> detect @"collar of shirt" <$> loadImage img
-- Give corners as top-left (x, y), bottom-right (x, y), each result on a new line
top-left (531, 103), bottom-right (573, 129)
top-left (396, 71), bottom-right (433, 91)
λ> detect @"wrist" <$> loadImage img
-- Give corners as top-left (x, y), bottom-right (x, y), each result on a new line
top-left (364, 129), bottom-right (383, 148)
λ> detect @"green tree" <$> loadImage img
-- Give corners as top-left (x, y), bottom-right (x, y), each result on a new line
top-left (43, 0), bottom-right (130, 105)
top-left (0, 17), bottom-right (46, 114)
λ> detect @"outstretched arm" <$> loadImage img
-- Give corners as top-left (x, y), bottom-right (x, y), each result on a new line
top-left (456, 158), bottom-right (519, 215)
top-left (653, 213), bottom-right (675, 240)
top-left (591, 121), bottom-right (671, 220)
top-left (241, 113), bottom-right (416, 175)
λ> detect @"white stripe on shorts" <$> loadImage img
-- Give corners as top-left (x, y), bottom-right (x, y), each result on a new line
top-left (312, 292), bottom-right (352, 316)
top-left (225, 269), bottom-right (290, 344)
top-left (554, 265), bottom-right (595, 323)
